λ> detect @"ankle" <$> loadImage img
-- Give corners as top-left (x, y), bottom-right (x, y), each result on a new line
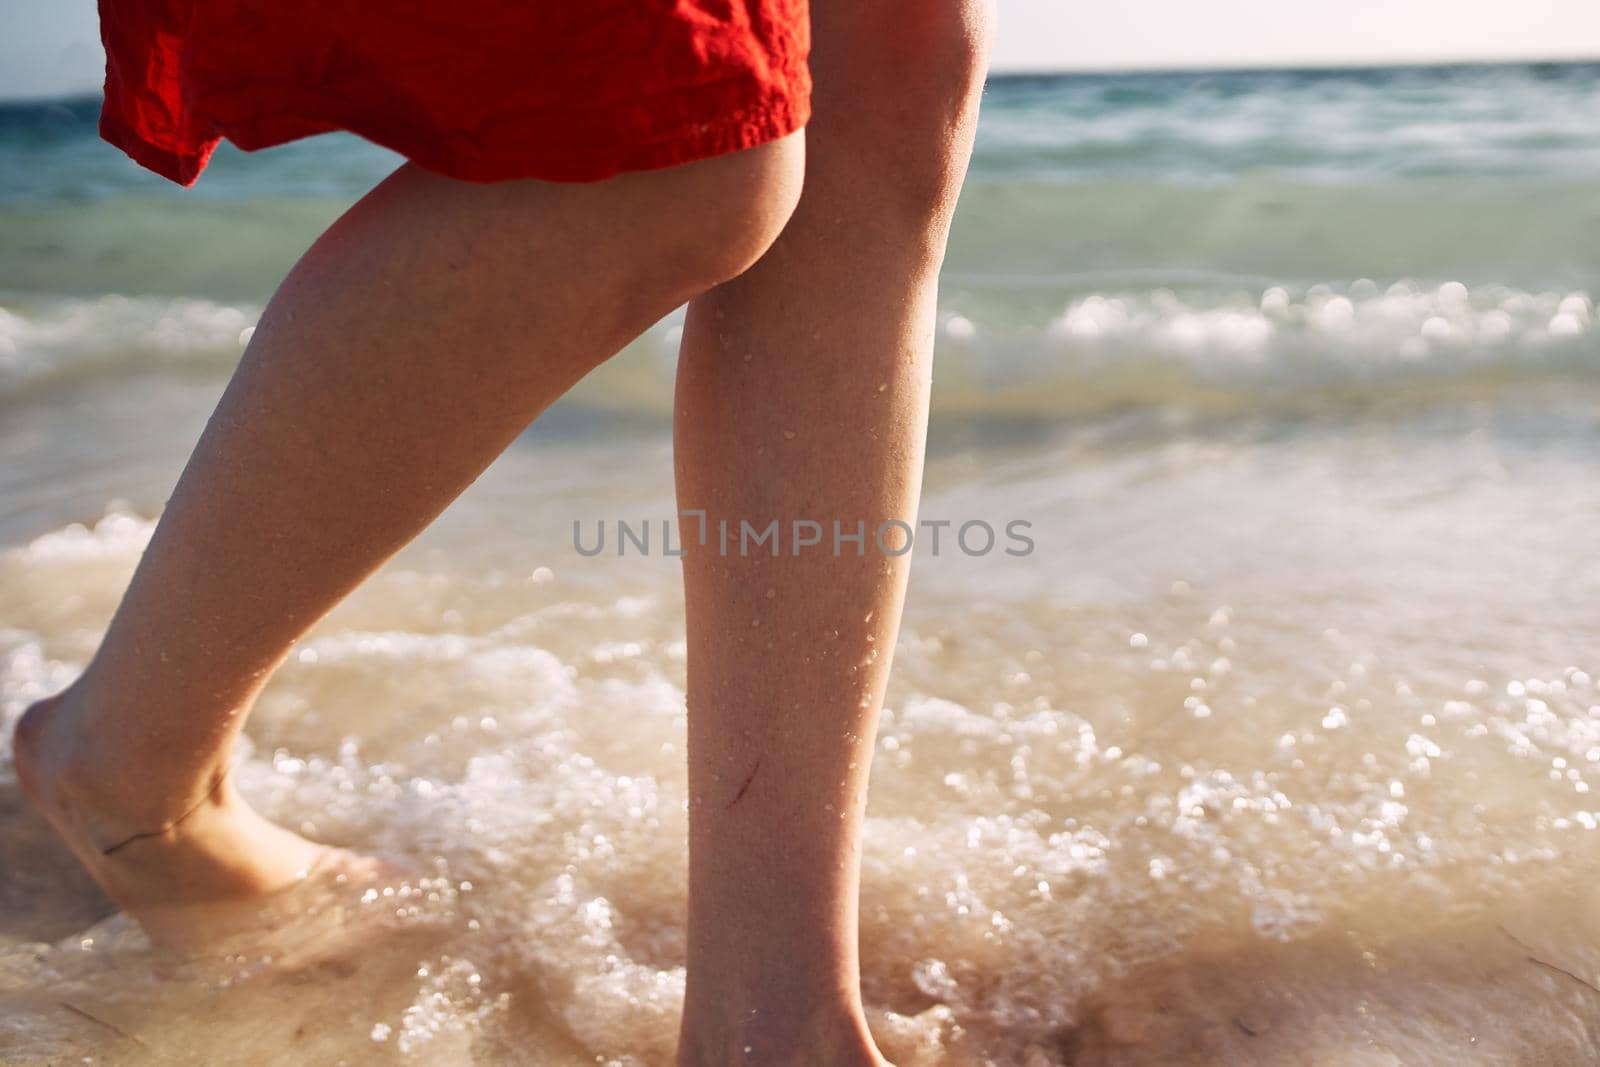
top-left (677, 995), bottom-right (885, 1067)
top-left (14, 685), bottom-right (228, 843)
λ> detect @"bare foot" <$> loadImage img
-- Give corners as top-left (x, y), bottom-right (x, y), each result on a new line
top-left (12, 690), bottom-right (395, 959)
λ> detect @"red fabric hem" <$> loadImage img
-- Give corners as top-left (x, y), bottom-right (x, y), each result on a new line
top-left (100, 111), bottom-right (214, 186)
top-left (102, 80), bottom-right (810, 187)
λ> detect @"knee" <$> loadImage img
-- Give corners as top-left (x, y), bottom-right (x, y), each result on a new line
top-left (885, 0), bottom-right (996, 120)
top-left (813, 0), bottom-right (995, 241)
top-left (660, 130), bottom-right (806, 290)
top-left (887, 0), bottom-right (994, 197)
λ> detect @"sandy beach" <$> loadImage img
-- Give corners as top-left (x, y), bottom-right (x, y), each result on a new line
top-left (4, 64), bottom-right (1600, 1063)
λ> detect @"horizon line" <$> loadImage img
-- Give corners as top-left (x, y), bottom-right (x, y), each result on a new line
top-left (3, 53), bottom-right (1598, 106)
top-left (986, 52), bottom-right (1600, 78)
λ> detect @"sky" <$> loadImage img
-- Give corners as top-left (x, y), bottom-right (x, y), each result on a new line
top-left (2, 0), bottom-right (1598, 100)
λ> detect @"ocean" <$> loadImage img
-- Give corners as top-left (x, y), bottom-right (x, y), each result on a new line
top-left (3, 63), bottom-right (1600, 1064)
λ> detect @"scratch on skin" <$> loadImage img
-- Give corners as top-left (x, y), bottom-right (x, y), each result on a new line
top-left (100, 770), bottom-right (228, 856)
top-left (1498, 925), bottom-right (1600, 996)
top-left (60, 1001), bottom-right (147, 1047)
top-left (727, 758), bottom-right (762, 809)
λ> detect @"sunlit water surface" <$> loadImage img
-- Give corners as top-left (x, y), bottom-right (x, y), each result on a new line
top-left (4, 64), bottom-right (1600, 1065)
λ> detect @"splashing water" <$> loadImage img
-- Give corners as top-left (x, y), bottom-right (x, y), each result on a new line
top-left (4, 62), bottom-right (1600, 1065)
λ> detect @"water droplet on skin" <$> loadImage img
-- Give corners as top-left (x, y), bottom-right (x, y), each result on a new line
top-left (765, 587), bottom-right (776, 599)
top-left (742, 352), bottom-right (753, 362)
top-left (877, 383), bottom-right (888, 392)
top-left (782, 429), bottom-right (797, 440)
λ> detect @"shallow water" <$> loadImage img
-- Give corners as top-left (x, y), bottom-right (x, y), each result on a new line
top-left (4, 64), bottom-right (1600, 1065)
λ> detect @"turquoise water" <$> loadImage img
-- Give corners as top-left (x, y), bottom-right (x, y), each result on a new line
top-left (2, 64), bottom-right (1597, 415)
top-left (7, 63), bottom-right (1600, 199)
top-left (4, 64), bottom-right (1600, 1065)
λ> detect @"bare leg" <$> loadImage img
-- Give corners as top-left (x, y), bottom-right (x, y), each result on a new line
top-left (13, 135), bottom-right (803, 947)
top-left (673, 3), bottom-right (992, 1064)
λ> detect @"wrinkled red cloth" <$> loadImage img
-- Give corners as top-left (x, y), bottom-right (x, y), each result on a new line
top-left (97, 0), bottom-right (811, 186)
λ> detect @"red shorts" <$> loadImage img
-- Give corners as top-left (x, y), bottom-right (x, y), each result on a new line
top-left (98, 0), bottom-right (811, 186)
